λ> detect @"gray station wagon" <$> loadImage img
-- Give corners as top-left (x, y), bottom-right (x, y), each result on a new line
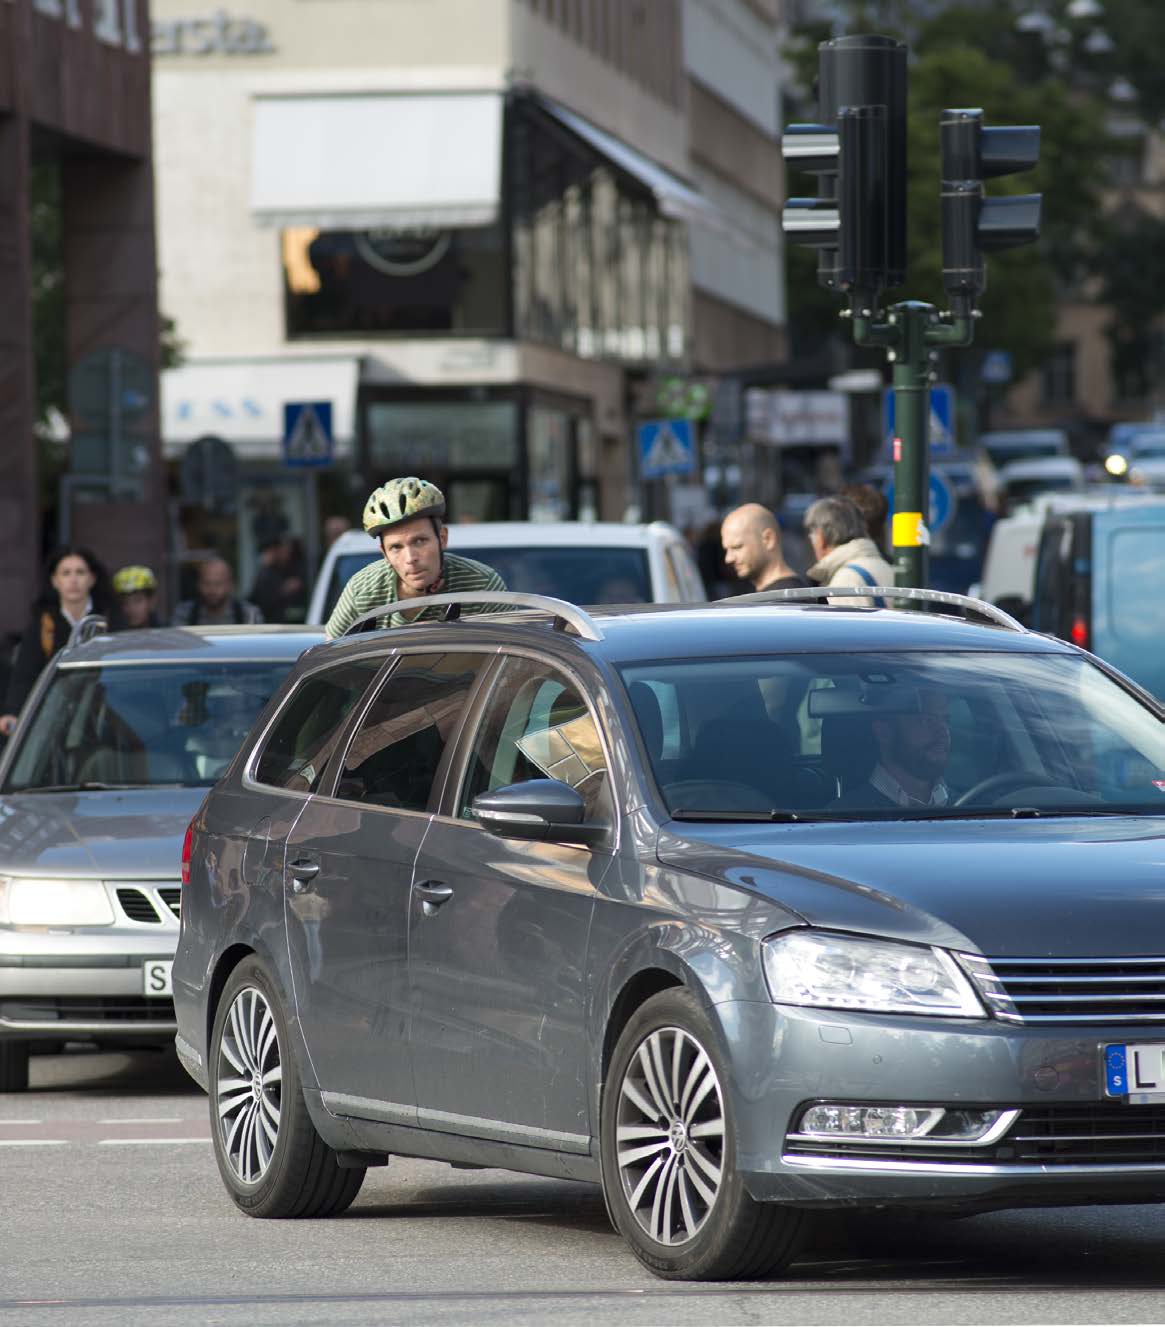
top-left (174, 588), bottom-right (1165, 1280)
top-left (0, 625), bottom-right (320, 1092)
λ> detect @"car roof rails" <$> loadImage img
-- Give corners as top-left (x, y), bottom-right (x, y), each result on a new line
top-left (339, 591), bottom-right (605, 642)
top-left (65, 614), bottom-right (111, 649)
top-left (716, 585), bottom-right (1026, 632)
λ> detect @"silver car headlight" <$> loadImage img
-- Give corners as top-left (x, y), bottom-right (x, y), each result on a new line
top-left (762, 930), bottom-right (984, 1017)
top-left (0, 876), bottom-right (115, 927)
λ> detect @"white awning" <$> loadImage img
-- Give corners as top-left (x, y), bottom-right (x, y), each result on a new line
top-left (250, 92), bottom-right (504, 230)
top-left (161, 357), bottom-right (360, 462)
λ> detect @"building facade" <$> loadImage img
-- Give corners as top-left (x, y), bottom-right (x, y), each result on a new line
top-left (0, 0), bottom-right (164, 632)
top-left (152, 0), bottom-right (786, 585)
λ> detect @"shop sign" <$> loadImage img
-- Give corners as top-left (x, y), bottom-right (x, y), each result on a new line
top-left (355, 229), bottom-right (452, 277)
top-left (34, 0), bottom-right (144, 51)
top-left (746, 389), bottom-right (848, 448)
top-left (152, 11), bottom-right (275, 56)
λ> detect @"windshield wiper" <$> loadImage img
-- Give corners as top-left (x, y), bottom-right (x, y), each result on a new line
top-left (669, 808), bottom-right (838, 823)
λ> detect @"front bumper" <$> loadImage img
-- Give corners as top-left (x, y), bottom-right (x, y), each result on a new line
top-left (0, 925), bottom-right (177, 1039)
top-left (721, 1000), bottom-right (1165, 1211)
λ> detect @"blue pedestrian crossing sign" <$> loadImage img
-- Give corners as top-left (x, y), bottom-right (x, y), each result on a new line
top-left (882, 384), bottom-right (955, 456)
top-left (283, 401), bottom-right (334, 467)
top-left (638, 418), bottom-right (695, 479)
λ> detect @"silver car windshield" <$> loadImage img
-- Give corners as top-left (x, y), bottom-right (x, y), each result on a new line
top-left (4, 661), bottom-right (291, 792)
top-left (620, 651), bottom-right (1165, 820)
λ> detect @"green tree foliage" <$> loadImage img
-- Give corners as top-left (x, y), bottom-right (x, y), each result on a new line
top-left (784, 1), bottom-right (1110, 382)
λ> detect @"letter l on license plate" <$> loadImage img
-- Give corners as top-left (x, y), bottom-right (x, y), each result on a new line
top-left (1105, 1042), bottom-right (1165, 1102)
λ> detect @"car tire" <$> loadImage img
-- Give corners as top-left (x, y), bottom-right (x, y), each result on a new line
top-left (0, 1040), bottom-right (30, 1092)
top-left (209, 956), bottom-right (365, 1218)
top-left (600, 988), bottom-right (804, 1280)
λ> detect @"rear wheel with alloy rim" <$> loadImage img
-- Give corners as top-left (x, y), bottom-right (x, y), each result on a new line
top-left (600, 988), bottom-right (804, 1280)
top-left (210, 956), bottom-right (364, 1217)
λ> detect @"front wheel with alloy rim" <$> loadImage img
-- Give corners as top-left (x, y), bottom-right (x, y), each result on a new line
top-left (209, 956), bottom-right (364, 1218)
top-left (600, 988), bottom-right (804, 1280)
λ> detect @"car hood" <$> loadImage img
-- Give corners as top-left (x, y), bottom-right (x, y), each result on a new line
top-left (0, 789), bottom-right (206, 878)
top-left (657, 816), bottom-right (1165, 957)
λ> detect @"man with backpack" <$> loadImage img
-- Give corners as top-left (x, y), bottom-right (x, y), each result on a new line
top-left (803, 496), bottom-right (895, 608)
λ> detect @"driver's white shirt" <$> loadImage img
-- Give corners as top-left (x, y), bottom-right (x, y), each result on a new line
top-left (869, 762), bottom-right (950, 808)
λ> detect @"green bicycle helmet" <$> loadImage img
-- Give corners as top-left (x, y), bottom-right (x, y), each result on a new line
top-left (112, 565), bottom-right (158, 595)
top-left (362, 477), bottom-right (446, 538)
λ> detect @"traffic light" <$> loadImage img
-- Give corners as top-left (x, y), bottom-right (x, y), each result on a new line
top-left (941, 108), bottom-right (1042, 315)
top-left (782, 35), bottom-right (907, 310)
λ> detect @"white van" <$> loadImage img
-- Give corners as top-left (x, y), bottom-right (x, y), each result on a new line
top-left (978, 489), bottom-right (1165, 616)
top-left (308, 520), bottom-right (707, 625)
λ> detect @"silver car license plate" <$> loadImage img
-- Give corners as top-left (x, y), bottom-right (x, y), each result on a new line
top-left (143, 960), bottom-right (173, 998)
top-left (1105, 1042), bottom-right (1165, 1102)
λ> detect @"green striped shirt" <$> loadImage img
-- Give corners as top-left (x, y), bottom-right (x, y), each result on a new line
top-left (324, 553), bottom-right (507, 639)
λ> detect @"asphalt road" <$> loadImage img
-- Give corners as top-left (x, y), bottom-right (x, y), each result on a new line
top-left (4, 1048), bottom-right (1165, 1327)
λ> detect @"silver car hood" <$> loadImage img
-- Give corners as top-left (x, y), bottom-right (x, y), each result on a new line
top-left (0, 789), bottom-right (206, 879)
top-left (657, 816), bottom-right (1165, 957)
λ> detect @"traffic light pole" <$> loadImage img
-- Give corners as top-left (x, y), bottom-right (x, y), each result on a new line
top-left (853, 301), bottom-right (973, 589)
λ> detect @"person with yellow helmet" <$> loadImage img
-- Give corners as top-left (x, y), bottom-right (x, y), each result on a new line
top-left (112, 565), bottom-right (161, 630)
top-left (325, 477), bottom-right (505, 638)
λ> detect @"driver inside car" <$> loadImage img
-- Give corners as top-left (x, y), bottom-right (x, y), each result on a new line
top-left (831, 687), bottom-right (952, 811)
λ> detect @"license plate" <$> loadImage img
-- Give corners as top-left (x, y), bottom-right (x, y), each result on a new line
top-left (1104, 1042), bottom-right (1165, 1102)
top-left (143, 960), bottom-right (173, 998)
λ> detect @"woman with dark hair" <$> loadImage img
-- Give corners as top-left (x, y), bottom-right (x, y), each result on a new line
top-left (0, 545), bottom-right (112, 736)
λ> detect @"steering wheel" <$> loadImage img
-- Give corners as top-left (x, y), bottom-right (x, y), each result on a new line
top-left (663, 779), bottom-right (774, 813)
top-left (955, 770), bottom-right (1070, 807)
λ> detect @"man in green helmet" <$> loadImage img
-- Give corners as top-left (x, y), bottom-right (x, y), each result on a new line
top-left (324, 477), bottom-right (506, 638)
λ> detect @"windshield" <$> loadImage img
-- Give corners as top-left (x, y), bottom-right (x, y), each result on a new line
top-left (456, 546), bottom-right (651, 604)
top-left (319, 545), bottom-right (653, 620)
top-left (619, 651), bottom-right (1165, 820)
top-left (4, 661), bottom-right (291, 792)
top-left (1005, 477), bottom-right (1078, 504)
top-left (322, 551), bottom-right (380, 621)
top-left (985, 441), bottom-right (1063, 464)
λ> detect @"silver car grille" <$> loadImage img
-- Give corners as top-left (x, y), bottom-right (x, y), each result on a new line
top-left (962, 953), bottom-right (1165, 1024)
top-left (114, 884), bottom-right (181, 926)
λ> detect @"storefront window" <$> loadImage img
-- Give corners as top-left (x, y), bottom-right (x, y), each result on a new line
top-left (283, 225), bottom-right (507, 338)
top-left (366, 400), bottom-right (520, 523)
top-left (510, 103), bottom-right (690, 367)
top-left (528, 408), bottom-right (573, 522)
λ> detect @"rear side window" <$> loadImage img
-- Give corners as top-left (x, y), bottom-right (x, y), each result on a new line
top-left (1108, 530), bottom-right (1165, 643)
top-left (253, 658), bottom-right (383, 792)
top-left (336, 652), bottom-right (485, 811)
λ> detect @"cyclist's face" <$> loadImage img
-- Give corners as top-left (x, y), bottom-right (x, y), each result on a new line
top-left (381, 517), bottom-right (446, 592)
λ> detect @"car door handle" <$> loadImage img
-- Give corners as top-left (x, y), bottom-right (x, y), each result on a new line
top-left (288, 860), bottom-right (320, 893)
top-left (415, 880), bottom-right (454, 915)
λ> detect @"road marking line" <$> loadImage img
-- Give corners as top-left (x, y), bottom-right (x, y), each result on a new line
top-left (0, 1140), bottom-right (68, 1147)
top-left (97, 1138), bottom-right (210, 1146)
top-left (97, 1117), bottom-right (184, 1124)
top-left (0, 1120), bottom-right (43, 1125)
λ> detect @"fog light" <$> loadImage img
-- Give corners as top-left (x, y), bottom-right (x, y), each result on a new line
top-left (796, 1103), bottom-right (1014, 1143)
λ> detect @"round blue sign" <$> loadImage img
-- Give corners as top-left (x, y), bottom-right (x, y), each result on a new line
top-left (883, 470), bottom-right (957, 537)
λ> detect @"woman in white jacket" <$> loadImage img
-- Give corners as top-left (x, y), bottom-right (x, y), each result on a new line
top-left (803, 496), bottom-right (896, 607)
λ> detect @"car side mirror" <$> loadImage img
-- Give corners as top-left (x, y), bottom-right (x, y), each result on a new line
top-left (471, 779), bottom-right (608, 846)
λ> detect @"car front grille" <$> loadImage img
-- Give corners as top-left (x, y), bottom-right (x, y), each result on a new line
top-left (785, 1104), bottom-right (1165, 1168)
top-left (962, 953), bottom-right (1165, 1025)
top-left (1, 996), bottom-right (175, 1024)
top-left (114, 885), bottom-right (180, 926)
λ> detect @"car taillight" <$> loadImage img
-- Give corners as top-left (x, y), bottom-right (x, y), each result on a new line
top-left (1070, 615), bottom-right (1089, 649)
top-left (181, 820), bottom-right (194, 887)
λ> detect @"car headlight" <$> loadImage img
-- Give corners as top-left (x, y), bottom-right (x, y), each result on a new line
top-left (762, 931), bottom-right (984, 1017)
top-left (0, 876), bottom-right (115, 927)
